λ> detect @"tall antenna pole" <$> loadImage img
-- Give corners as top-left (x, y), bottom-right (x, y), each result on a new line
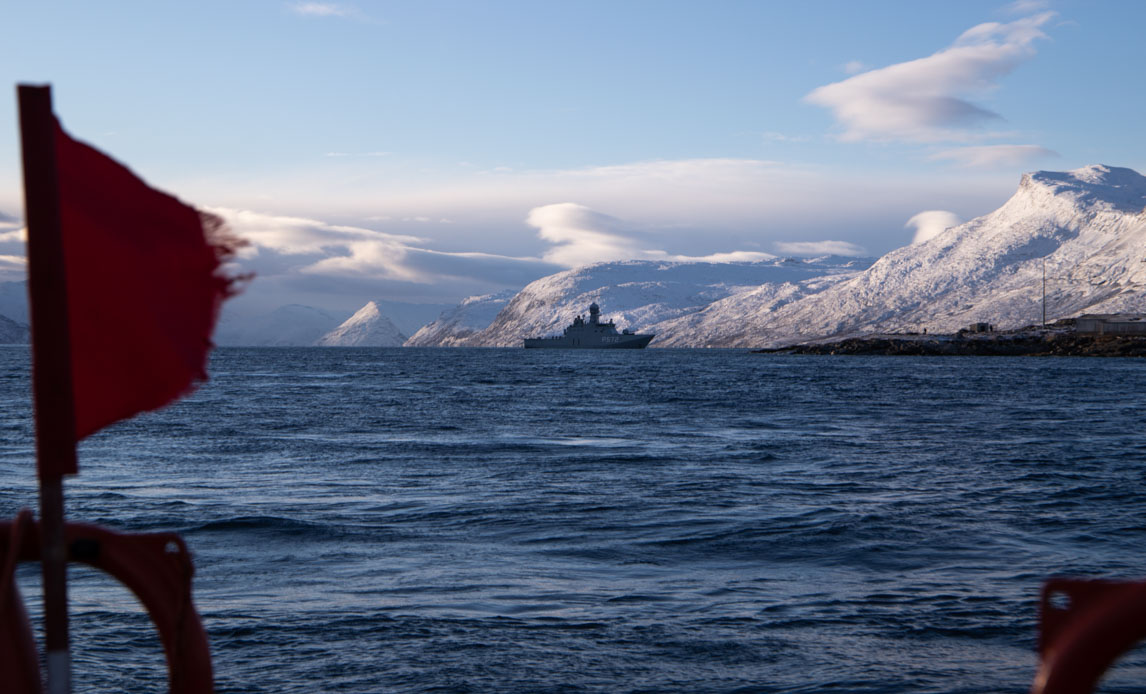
top-left (1042, 258), bottom-right (1047, 327)
top-left (19, 83), bottom-right (76, 694)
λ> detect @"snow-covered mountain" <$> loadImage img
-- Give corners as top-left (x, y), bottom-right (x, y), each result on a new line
top-left (215, 304), bottom-right (345, 346)
top-left (406, 290), bottom-right (516, 346)
top-left (653, 165), bottom-right (1146, 347)
top-left (367, 300), bottom-right (454, 337)
top-left (0, 314), bottom-right (27, 344)
top-left (317, 301), bottom-right (407, 346)
top-left (8, 165), bottom-right (1139, 350)
top-left (414, 165), bottom-right (1146, 348)
top-left (429, 256), bottom-right (871, 347)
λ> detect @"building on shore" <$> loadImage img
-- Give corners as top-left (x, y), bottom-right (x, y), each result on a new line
top-left (1075, 314), bottom-right (1146, 335)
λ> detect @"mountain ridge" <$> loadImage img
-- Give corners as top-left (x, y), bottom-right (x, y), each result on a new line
top-left (418, 165), bottom-right (1146, 348)
top-left (656, 164), bottom-right (1146, 347)
top-left (437, 256), bottom-right (871, 347)
top-left (3, 166), bottom-right (1141, 349)
top-left (406, 290), bottom-right (517, 347)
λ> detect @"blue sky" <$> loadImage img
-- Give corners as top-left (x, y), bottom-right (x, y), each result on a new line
top-left (2, 0), bottom-right (1144, 314)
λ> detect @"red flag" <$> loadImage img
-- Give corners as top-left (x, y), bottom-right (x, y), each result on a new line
top-left (53, 120), bottom-right (244, 441)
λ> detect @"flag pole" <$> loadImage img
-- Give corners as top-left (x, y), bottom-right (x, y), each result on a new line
top-left (18, 83), bottom-right (77, 694)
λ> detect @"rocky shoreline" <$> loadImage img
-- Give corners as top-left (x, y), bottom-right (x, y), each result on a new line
top-left (756, 323), bottom-right (1146, 357)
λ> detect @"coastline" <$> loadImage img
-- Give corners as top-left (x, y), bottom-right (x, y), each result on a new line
top-left (754, 321), bottom-right (1146, 357)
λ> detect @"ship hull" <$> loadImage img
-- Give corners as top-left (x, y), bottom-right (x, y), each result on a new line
top-left (523, 334), bottom-right (654, 349)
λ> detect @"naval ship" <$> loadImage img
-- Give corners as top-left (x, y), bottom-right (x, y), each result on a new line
top-left (523, 303), bottom-right (654, 349)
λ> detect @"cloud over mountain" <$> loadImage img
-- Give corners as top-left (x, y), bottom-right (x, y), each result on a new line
top-left (527, 202), bottom-right (778, 268)
top-left (0, 220), bottom-right (27, 282)
top-left (213, 207), bottom-right (557, 294)
top-left (905, 210), bottom-right (963, 245)
top-left (773, 241), bottom-right (866, 257)
top-left (417, 164), bottom-right (1146, 349)
top-left (528, 203), bottom-right (647, 267)
top-left (651, 165), bottom-right (1146, 347)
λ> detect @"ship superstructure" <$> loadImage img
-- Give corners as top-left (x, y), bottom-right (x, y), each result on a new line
top-left (523, 303), bottom-right (654, 349)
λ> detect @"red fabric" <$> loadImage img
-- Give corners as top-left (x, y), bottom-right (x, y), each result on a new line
top-left (54, 122), bottom-right (242, 440)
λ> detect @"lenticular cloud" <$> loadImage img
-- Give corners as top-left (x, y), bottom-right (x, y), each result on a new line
top-left (527, 203), bottom-right (646, 267)
top-left (527, 203), bottom-right (778, 267)
top-left (906, 210), bottom-right (962, 245)
top-left (805, 12), bottom-right (1053, 142)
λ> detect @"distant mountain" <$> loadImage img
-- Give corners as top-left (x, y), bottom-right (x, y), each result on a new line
top-left (369, 300), bottom-right (454, 337)
top-left (13, 165), bottom-right (1140, 350)
top-left (0, 313), bottom-right (27, 344)
top-left (411, 165), bottom-right (1146, 348)
top-left (421, 257), bottom-right (871, 347)
top-left (215, 304), bottom-right (344, 346)
top-left (317, 301), bottom-right (407, 346)
top-left (652, 165), bottom-right (1146, 347)
top-left (406, 290), bottom-right (516, 346)
top-left (0, 281), bottom-right (28, 325)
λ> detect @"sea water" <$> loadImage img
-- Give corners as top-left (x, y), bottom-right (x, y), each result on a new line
top-left (1, 346), bottom-right (1145, 693)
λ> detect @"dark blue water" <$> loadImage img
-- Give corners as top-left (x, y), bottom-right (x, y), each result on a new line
top-left (2, 347), bottom-right (1146, 693)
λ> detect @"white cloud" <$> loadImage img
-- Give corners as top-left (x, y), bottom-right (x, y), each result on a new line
top-left (186, 156), bottom-right (899, 241)
top-left (212, 207), bottom-right (435, 282)
top-left (288, 2), bottom-right (381, 24)
top-left (527, 203), bottom-right (648, 267)
top-left (527, 203), bottom-right (775, 267)
top-left (325, 151), bottom-right (390, 158)
top-left (211, 207), bottom-right (556, 297)
top-left (684, 251), bottom-right (778, 263)
top-left (0, 226), bottom-right (27, 280)
top-left (0, 226), bottom-right (27, 243)
top-left (842, 60), bottom-right (869, 75)
top-left (930, 144), bottom-right (1057, 169)
top-left (291, 3), bottom-right (351, 17)
top-left (181, 156), bottom-right (1011, 279)
top-left (210, 207), bottom-right (424, 257)
top-left (762, 131), bottom-right (810, 144)
top-left (296, 237), bottom-right (549, 285)
top-left (299, 240), bottom-right (424, 281)
top-left (0, 255), bottom-right (26, 282)
top-left (1005, 0), bottom-right (1050, 14)
top-left (805, 12), bottom-right (1054, 142)
top-left (905, 210), bottom-right (962, 244)
top-left (772, 241), bottom-right (867, 257)
top-left (562, 158), bottom-right (782, 182)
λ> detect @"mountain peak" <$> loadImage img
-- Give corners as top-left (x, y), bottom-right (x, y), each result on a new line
top-left (416, 256), bottom-right (873, 347)
top-left (351, 301), bottom-right (382, 319)
top-left (1022, 165), bottom-right (1146, 213)
top-left (317, 300), bottom-right (406, 346)
top-left (1066, 164), bottom-right (1145, 186)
